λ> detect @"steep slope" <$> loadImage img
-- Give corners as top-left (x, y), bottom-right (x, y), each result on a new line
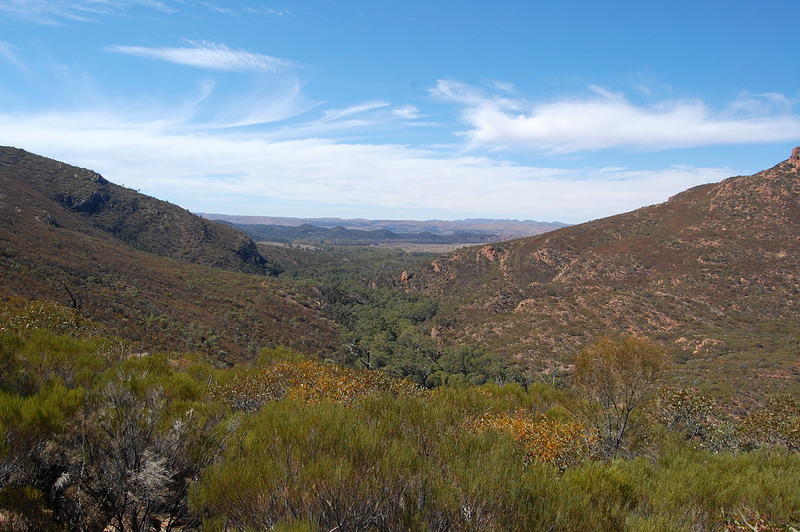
top-left (0, 149), bottom-right (338, 357)
top-left (0, 147), bottom-right (278, 275)
top-left (405, 149), bottom-right (800, 395)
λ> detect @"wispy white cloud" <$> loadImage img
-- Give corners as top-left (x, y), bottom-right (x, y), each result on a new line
top-left (265, 100), bottom-right (438, 139)
top-left (0, 1), bottom-right (287, 24)
top-left (242, 6), bottom-right (291, 16)
top-left (320, 101), bottom-right (391, 122)
top-left (194, 1), bottom-right (235, 15)
top-left (491, 80), bottom-right (515, 93)
top-left (0, 0), bottom-right (175, 24)
top-left (0, 104), bottom-right (733, 222)
top-left (0, 41), bottom-right (27, 71)
top-left (727, 92), bottom-right (795, 116)
top-left (107, 41), bottom-right (295, 72)
top-left (391, 105), bottom-right (422, 120)
top-left (198, 77), bottom-right (314, 128)
top-left (432, 80), bottom-right (800, 153)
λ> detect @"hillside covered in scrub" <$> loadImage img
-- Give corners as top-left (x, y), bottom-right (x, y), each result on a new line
top-left (0, 147), bottom-right (280, 275)
top-left (0, 148), bottom-right (338, 358)
top-left (402, 150), bottom-right (800, 403)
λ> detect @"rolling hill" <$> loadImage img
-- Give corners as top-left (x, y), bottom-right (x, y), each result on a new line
top-left (0, 147), bottom-right (338, 358)
top-left (403, 149), bottom-right (800, 399)
top-left (0, 147), bottom-right (280, 275)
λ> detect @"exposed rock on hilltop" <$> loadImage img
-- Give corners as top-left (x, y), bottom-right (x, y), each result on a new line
top-left (0, 147), bottom-right (279, 275)
top-left (791, 146), bottom-right (800, 168)
top-left (406, 149), bottom-right (800, 394)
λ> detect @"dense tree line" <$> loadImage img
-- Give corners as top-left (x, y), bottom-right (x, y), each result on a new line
top-left (265, 246), bottom-right (524, 387)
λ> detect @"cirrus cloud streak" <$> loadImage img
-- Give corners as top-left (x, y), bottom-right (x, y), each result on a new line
top-left (107, 41), bottom-right (295, 72)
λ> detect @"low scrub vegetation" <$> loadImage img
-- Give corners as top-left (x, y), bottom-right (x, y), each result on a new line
top-left (1, 303), bottom-right (799, 531)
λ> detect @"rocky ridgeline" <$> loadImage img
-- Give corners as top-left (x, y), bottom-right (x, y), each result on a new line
top-left (404, 149), bottom-right (800, 377)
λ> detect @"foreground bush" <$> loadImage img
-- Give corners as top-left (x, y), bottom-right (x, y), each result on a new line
top-left (0, 330), bottom-right (223, 531)
top-left (1, 326), bottom-right (799, 531)
top-left (192, 390), bottom-right (800, 531)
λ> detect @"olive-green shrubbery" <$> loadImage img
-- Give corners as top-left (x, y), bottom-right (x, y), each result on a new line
top-left (191, 384), bottom-right (800, 532)
top-left (0, 328), bottom-right (224, 531)
top-left (1, 306), bottom-right (799, 531)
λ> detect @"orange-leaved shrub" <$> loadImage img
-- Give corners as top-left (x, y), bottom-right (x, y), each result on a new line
top-left (212, 360), bottom-right (420, 411)
top-left (470, 411), bottom-right (597, 469)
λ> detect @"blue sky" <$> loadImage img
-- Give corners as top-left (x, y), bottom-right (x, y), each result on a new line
top-left (0, 1), bottom-right (798, 223)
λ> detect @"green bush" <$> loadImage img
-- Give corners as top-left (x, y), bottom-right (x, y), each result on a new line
top-left (2, 323), bottom-right (799, 531)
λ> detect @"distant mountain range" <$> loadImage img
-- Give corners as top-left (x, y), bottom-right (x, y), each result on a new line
top-left (201, 213), bottom-right (568, 241)
top-left (219, 222), bottom-right (505, 246)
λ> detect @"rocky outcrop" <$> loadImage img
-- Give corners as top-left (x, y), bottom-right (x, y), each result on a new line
top-left (58, 190), bottom-right (111, 214)
top-left (478, 245), bottom-right (505, 262)
top-left (235, 239), bottom-right (281, 275)
top-left (790, 146), bottom-right (800, 169)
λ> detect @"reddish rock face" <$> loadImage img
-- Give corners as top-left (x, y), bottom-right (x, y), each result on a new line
top-left (791, 146), bottom-right (800, 168)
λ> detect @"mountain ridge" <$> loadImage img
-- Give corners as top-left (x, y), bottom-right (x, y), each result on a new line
top-left (0, 146), bottom-right (279, 275)
top-left (401, 151), bottom-right (800, 398)
top-left (224, 221), bottom-right (503, 246)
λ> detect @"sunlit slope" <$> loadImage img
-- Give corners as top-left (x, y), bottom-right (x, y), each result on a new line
top-left (405, 151), bottom-right (800, 393)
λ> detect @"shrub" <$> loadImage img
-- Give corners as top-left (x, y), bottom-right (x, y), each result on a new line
top-left (655, 386), bottom-right (716, 440)
top-left (470, 411), bottom-right (598, 469)
top-left (211, 360), bottom-right (420, 411)
top-left (739, 394), bottom-right (800, 451)
top-left (0, 299), bottom-right (99, 338)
